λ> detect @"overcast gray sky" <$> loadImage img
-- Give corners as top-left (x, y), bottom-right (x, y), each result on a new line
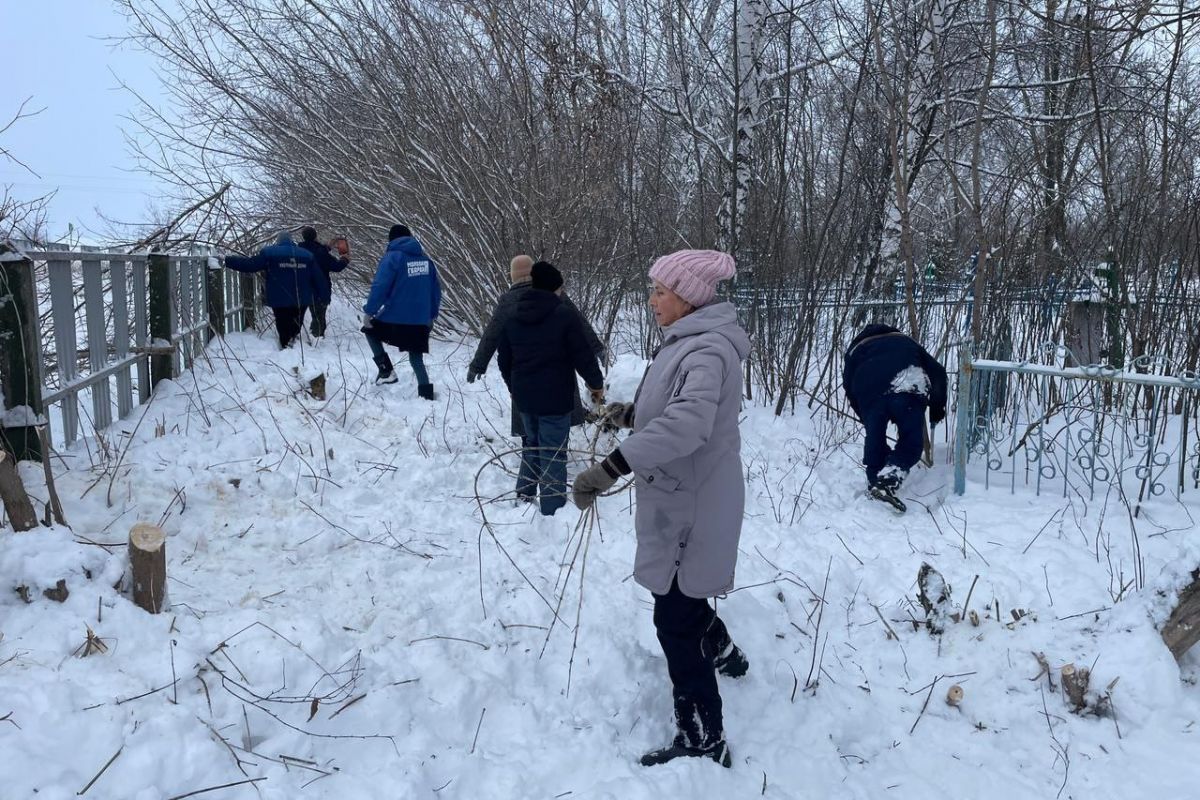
top-left (1, 1), bottom-right (168, 242)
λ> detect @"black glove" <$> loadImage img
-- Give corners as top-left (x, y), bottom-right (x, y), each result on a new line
top-left (466, 369), bottom-right (481, 384)
top-left (929, 405), bottom-right (946, 426)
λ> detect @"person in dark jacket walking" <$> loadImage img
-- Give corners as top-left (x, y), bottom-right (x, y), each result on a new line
top-left (362, 224), bottom-right (442, 399)
top-left (298, 226), bottom-right (349, 338)
top-left (224, 232), bottom-right (320, 348)
top-left (468, 254), bottom-right (607, 438)
top-left (841, 324), bottom-right (948, 510)
top-left (571, 249), bottom-right (749, 769)
top-left (498, 261), bottom-right (605, 516)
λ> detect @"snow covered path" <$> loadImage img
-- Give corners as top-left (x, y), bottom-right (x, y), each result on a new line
top-left (3, 303), bottom-right (1200, 799)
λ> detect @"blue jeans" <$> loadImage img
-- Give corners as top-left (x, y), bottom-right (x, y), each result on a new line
top-left (517, 413), bottom-right (571, 516)
top-left (862, 393), bottom-right (926, 486)
top-left (365, 333), bottom-right (429, 384)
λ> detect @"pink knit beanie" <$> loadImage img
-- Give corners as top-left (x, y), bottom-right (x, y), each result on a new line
top-left (648, 249), bottom-right (736, 307)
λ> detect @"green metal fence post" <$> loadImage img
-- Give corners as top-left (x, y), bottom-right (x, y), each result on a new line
top-left (206, 260), bottom-right (226, 339)
top-left (0, 244), bottom-right (44, 461)
top-left (148, 252), bottom-right (177, 389)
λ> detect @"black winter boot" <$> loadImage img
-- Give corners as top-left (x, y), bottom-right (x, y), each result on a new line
top-left (373, 354), bottom-right (398, 385)
top-left (702, 617), bottom-right (748, 679)
top-left (640, 734), bottom-right (731, 768)
top-left (641, 693), bottom-right (729, 768)
top-left (417, 383), bottom-right (435, 401)
top-left (714, 643), bottom-right (749, 679)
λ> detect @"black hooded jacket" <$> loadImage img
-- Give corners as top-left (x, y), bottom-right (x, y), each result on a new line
top-left (842, 324), bottom-right (948, 422)
top-left (298, 239), bottom-right (347, 305)
top-left (497, 289), bottom-right (604, 416)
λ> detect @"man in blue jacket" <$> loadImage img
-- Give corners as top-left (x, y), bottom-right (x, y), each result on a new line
top-left (299, 226), bottom-right (349, 338)
top-left (842, 324), bottom-right (948, 511)
top-left (362, 224), bottom-right (442, 399)
top-left (498, 261), bottom-right (604, 516)
top-left (224, 232), bottom-right (321, 348)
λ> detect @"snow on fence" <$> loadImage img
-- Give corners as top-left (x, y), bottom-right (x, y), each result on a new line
top-left (952, 344), bottom-right (1200, 510)
top-left (0, 242), bottom-right (260, 460)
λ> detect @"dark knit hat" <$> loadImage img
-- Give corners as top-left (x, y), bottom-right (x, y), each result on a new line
top-left (300, 226), bottom-right (318, 242)
top-left (530, 261), bottom-right (563, 292)
top-left (388, 224), bottom-right (412, 240)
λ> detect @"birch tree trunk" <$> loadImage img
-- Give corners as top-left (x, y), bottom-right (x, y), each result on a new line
top-left (718, 0), bottom-right (767, 272)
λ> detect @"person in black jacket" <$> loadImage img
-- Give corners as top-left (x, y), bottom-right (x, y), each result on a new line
top-left (468, 254), bottom-right (607, 437)
top-left (842, 324), bottom-right (948, 509)
top-left (298, 226), bottom-right (349, 338)
top-left (498, 261), bottom-right (605, 516)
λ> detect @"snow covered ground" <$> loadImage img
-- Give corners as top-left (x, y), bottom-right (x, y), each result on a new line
top-left (3, 300), bottom-right (1200, 799)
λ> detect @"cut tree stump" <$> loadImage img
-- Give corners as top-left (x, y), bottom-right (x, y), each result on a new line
top-left (917, 563), bottom-right (953, 634)
top-left (43, 579), bottom-right (69, 602)
top-left (309, 373), bottom-right (326, 401)
top-left (1061, 663), bottom-right (1090, 711)
top-left (129, 523), bottom-right (167, 613)
top-left (0, 451), bottom-right (38, 531)
top-left (1162, 569), bottom-right (1200, 661)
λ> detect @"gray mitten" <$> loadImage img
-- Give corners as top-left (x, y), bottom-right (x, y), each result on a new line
top-left (601, 402), bottom-right (635, 430)
top-left (572, 461), bottom-right (619, 510)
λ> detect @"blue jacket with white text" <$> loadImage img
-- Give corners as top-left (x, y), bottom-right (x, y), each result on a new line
top-left (225, 235), bottom-right (320, 308)
top-left (362, 236), bottom-right (442, 326)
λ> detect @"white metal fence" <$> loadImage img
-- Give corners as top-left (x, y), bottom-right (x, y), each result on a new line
top-left (0, 243), bottom-right (260, 459)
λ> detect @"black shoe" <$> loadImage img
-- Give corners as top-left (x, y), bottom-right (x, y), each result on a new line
top-left (715, 644), bottom-right (749, 679)
top-left (869, 485), bottom-right (907, 513)
top-left (640, 736), bottom-right (731, 768)
top-left (373, 354), bottom-right (397, 385)
top-left (417, 383), bottom-right (435, 401)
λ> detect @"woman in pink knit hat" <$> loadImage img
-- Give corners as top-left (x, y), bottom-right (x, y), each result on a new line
top-left (573, 249), bottom-right (750, 768)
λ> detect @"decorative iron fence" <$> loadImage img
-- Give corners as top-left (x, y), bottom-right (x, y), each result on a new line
top-left (952, 344), bottom-right (1200, 510)
top-left (0, 243), bottom-right (260, 460)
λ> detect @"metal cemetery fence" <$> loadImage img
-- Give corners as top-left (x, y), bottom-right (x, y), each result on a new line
top-left (953, 345), bottom-right (1200, 508)
top-left (0, 243), bottom-right (260, 460)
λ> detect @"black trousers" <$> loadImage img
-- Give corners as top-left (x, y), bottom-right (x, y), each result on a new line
top-left (309, 302), bottom-right (329, 337)
top-left (272, 306), bottom-right (307, 348)
top-left (862, 392), bottom-right (926, 485)
top-left (652, 577), bottom-right (733, 747)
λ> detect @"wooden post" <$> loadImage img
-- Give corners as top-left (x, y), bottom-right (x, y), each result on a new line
top-left (129, 522), bottom-right (167, 613)
top-left (0, 243), bottom-right (44, 461)
top-left (1066, 297), bottom-right (1103, 367)
top-left (206, 262), bottom-right (226, 339)
top-left (0, 451), bottom-right (38, 531)
top-left (148, 252), bottom-right (177, 390)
